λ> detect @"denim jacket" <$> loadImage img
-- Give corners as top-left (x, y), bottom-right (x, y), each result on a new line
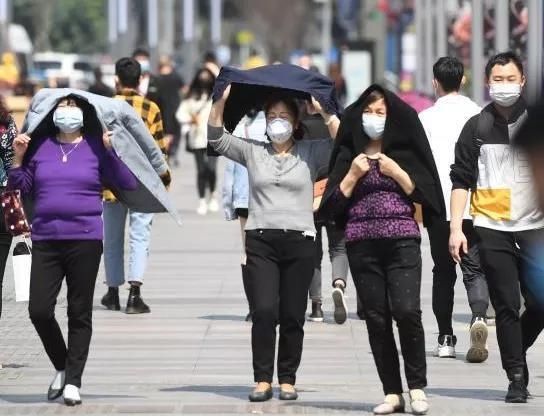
top-left (222, 112), bottom-right (266, 220)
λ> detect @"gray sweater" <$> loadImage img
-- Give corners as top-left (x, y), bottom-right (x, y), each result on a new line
top-left (208, 126), bottom-right (333, 234)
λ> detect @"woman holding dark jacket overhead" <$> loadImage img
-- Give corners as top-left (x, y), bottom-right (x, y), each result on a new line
top-left (322, 85), bottom-right (445, 415)
top-left (208, 67), bottom-right (340, 401)
top-left (8, 95), bottom-right (138, 406)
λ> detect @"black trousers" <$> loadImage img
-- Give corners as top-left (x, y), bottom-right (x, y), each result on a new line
top-left (28, 240), bottom-right (103, 388)
top-left (245, 229), bottom-right (315, 385)
top-left (476, 227), bottom-right (544, 375)
top-left (193, 149), bottom-right (217, 198)
top-left (348, 238), bottom-right (427, 394)
top-left (427, 219), bottom-right (489, 335)
top-left (0, 213), bottom-right (13, 319)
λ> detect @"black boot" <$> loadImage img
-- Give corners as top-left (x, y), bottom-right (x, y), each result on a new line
top-left (125, 285), bottom-right (150, 314)
top-left (505, 370), bottom-right (528, 403)
top-left (101, 287), bottom-right (120, 311)
top-left (241, 265), bottom-right (254, 321)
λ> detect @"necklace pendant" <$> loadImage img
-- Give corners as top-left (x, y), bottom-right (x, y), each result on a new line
top-left (62, 155), bottom-right (68, 163)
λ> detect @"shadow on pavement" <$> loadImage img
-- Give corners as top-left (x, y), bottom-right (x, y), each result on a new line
top-left (162, 385), bottom-right (249, 399)
top-left (283, 400), bottom-right (373, 413)
top-left (0, 393), bottom-right (142, 404)
top-left (426, 387), bottom-right (504, 401)
top-left (198, 314), bottom-right (247, 322)
top-left (0, 363), bottom-right (27, 368)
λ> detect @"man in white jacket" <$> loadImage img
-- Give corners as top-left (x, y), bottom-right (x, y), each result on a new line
top-left (419, 57), bottom-right (490, 362)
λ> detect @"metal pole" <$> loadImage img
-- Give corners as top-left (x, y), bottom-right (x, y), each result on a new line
top-left (322, 0), bottom-right (333, 68)
top-left (436, 0), bottom-right (447, 58)
top-left (210, 0), bottom-right (222, 46)
top-left (527, 0), bottom-right (543, 104)
top-left (424, 0), bottom-right (434, 94)
top-left (0, 0), bottom-right (8, 54)
top-left (147, 0), bottom-right (158, 68)
top-left (108, 0), bottom-right (118, 57)
top-left (415, 0), bottom-right (424, 92)
top-left (471, 0), bottom-right (485, 105)
top-left (495, 0), bottom-right (509, 54)
top-left (183, 0), bottom-right (197, 76)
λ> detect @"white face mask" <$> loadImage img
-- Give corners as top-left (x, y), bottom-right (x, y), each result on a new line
top-left (362, 113), bottom-right (386, 140)
top-left (489, 83), bottom-right (522, 107)
top-left (266, 118), bottom-right (293, 144)
top-left (53, 107), bottom-right (84, 133)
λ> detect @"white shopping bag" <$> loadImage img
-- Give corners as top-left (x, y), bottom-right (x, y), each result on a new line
top-left (12, 238), bottom-right (31, 302)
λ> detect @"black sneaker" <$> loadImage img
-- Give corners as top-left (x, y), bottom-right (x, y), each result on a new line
top-left (505, 373), bottom-right (527, 403)
top-left (308, 302), bottom-right (324, 322)
top-left (125, 285), bottom-right (150, 314)
top-left (101, 287), bottom-right (120, 311)
top-left (332, 283), bottom-right (347, 324)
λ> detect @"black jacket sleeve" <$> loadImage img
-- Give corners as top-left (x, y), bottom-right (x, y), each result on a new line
top-left (451, 115), bottom-right (478, 190)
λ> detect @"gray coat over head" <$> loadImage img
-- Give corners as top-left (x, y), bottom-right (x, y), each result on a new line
top-left (21, 88), bottom-right (180, 224)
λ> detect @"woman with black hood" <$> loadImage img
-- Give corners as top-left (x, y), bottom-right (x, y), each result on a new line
top-left (322, 85), bottom-right (445, 415)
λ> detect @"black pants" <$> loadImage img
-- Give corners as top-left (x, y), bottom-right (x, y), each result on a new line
top-left (246, 229), bottom-right (315, 385)
top-left (427, 219), bottom-right (489, 335)
top-left (28, 240), bottom-right (103, 388)
top-left (348, 238), bottom-right (427, 394)
top-left (193, 149), bottom-right (217, 198)
top-left (0, 213), bottom-right (13, 319)
top-left (476, 227), bottom-right (544, 375)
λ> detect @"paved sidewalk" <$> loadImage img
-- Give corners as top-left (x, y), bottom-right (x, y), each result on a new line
top-left (1, 152), bottom-right (543, 415)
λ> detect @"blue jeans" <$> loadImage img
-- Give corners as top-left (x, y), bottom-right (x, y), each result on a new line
top-left (103, 201), bottom-right (154, 287)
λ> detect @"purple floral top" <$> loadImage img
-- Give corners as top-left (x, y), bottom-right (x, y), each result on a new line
top-left (333, 159), bottom-right (420, 242)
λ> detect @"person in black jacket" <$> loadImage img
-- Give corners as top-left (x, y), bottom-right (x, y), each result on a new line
top-left (450, 52), bottom-right (544, 404)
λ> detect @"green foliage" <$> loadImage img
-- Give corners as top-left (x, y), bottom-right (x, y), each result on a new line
top-left (13, 0), bottom-right (107, 54)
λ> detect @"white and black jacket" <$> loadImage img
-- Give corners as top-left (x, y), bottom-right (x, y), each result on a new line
top-left (450, 98), bottom-right (544, 232)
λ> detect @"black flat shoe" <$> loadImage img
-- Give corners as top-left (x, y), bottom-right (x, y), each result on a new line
top-left (64, 398), bottom-right (82, 406)
top-left (47, 385), bottom-right (64, 401)
top-left (248, 386), bottom-right (273, 402)
top-left (279, 387), bottom-right (298, 401)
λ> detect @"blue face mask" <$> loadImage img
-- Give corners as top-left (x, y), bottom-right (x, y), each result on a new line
top-left (138, 60), bottom-right (151, 73)
top-left (53, 107), bottom-right (84, 133)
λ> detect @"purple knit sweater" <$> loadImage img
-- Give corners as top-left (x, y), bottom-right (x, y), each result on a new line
top-left (333, 159), bottom-right (420, 242)
top-left (8, 136), bottom-right (138, 241)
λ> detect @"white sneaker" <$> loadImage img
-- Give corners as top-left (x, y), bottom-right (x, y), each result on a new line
top-left (63, 384), bottom-right (82, 406)
top-left (466, 317), bottom-right (489, 363)
top-left (196, 199), bottom-right (208, 215)
top-left (208, 198), bottom-right (219, 213)
top-left (409, 389), bottom-right (429, 415)
top-left (373, 394), bottom-right (405, 415)
top-left (435, 334), bottom-right (456, 358)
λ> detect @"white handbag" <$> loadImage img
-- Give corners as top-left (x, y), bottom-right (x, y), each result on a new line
top-left (12, 237), bottom-right (31, 302)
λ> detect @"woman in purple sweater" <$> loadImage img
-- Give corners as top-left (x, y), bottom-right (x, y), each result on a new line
top-left (8, 96), bottom-right (137, 406)
top-left (322, 86), bottom-right (445, 415)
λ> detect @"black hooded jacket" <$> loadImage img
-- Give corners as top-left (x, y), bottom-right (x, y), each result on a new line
top-left (321, 84), bottom-right (445, 227)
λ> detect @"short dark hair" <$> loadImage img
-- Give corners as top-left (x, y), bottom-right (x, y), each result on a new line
top-left (263, 94), bottom-right (305, 141)
top-left (115, 57), bottom-right (141, 88)
top-left (485, 51), bottom-right (524, 79)
top-left (132, 47), bottom-right (150, 59)
top-left (433, 57), bottom-right (464, 92)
